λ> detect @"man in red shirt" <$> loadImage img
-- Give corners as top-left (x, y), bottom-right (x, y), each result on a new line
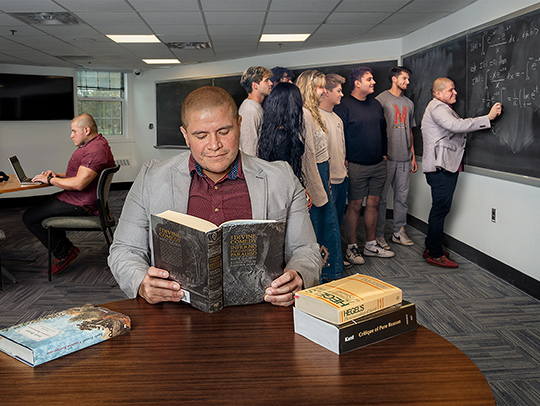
top-left (23, 113), bottom-right (115, 274)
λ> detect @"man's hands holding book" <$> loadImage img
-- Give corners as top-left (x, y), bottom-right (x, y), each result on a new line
top-left (264, 269), bottom-right (302, 307)
top-left (138, 266), bottom-right (302, 307)
top-left (138, 266), bottom-right (184, 304)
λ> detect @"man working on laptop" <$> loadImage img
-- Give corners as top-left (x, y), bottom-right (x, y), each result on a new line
top-left (23, 113), bottom-right (115, 275)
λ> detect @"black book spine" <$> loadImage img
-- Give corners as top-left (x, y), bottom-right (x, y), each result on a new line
top-left (339, 303), bottom-right (418, 353)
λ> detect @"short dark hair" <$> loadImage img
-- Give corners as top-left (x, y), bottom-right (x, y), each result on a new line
top-left (270, 66), bottom-right (295, 83)
top-left (240, 66), bottom-right (272, 94)
top-left (350, 66), bottom-right (372, 90)
top-left (181, 86), bottom-right (238, 129)
top-left (388, 66), bottom-right (412, 84)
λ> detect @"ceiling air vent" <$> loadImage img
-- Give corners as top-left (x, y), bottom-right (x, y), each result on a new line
top-left (166, 42), bottom-right (211, 50)
top-left (9, 12), bottom-right (82, 26)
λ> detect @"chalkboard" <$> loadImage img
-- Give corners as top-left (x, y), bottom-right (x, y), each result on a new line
top-left (403, 37), bottom-right (466, 156)
top-left (156, 78), bottom-right (211, 147)
top-left (465, 8), bottom-right (540, 178)
top-left (402, 7), bottom-right (540, 181)
top-left (155, 60), bottom-right (397, 147)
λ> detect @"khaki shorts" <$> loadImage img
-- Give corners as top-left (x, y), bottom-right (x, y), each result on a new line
top-left (348, 160), bottom-right (387, 200)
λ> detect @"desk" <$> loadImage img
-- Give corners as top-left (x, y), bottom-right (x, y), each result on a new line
top-left (0, 174), bottom-right (49, 194)
top-left (0, 299), bottom-right (495, 405)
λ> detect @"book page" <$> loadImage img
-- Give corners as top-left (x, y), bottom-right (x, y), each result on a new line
top-left (156, 210), bottom-right (217, 232)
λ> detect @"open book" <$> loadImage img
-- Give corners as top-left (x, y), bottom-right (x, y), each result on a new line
top-left (151, 210), bottom-right (286, 313)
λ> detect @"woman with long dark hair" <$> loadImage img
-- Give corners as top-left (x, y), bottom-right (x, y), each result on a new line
top-left (258, 82), bottom-right (305, 185)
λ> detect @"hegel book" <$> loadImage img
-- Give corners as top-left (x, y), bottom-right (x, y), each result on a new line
top-left (294, 274), bottom-right (402, 324)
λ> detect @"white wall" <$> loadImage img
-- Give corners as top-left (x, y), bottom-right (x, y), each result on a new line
top-left (403, 0), bottom-right (540, 282)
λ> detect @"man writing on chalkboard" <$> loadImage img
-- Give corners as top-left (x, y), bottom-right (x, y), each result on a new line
top-left (108, 86), bottom-right (322, 306)
top-left (421, 77), bottom-right (502, 268)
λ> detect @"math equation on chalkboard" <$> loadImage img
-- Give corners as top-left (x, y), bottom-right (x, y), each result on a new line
top-left (467, 10), bottom-right (540, 155)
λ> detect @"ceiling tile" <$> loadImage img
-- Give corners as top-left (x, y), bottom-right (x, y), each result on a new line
top-left (127, 0), bottom-right (200, 12)
top-left (200, 0), bottom-right (268, 12)
top-left (203, 11), bottom-right (265, 25)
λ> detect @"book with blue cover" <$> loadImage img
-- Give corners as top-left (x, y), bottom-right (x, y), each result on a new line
top-left (0, 304), bottom-right (131, 367)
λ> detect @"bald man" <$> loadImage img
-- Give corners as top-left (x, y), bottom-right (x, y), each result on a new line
top-left (23, 113), bottom-right (115, 275)
top-left (108, 86), bottom-right (321, 307)
top-left (421, 77), bottom-right (502, 268)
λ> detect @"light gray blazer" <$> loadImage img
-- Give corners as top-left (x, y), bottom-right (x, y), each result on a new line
top-left (108, 151), bottom-right (322, 298)
top-left (421, 98), bottom-right (491, 173)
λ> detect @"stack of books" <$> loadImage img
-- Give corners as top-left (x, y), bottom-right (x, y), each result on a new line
top-left (293, 274), bottom-right (417, 354)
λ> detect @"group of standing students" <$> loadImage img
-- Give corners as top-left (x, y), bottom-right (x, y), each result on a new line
top-left (256, 69), bottom-right (344, 283)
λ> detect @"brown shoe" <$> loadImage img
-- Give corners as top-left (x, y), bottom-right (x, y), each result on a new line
top-left (423, 249), bottom-right (450, 259)
top-left (426, 255), bottom-right (458, 268)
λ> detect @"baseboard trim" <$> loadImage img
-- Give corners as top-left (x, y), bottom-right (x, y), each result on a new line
top-left (408, 215), bottom-right (540, 300)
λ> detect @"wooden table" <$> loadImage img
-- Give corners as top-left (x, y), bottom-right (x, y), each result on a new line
top-left (0, 298), bottom-right (495, 405)
top-left (0, 174), bottom-right (49, 194)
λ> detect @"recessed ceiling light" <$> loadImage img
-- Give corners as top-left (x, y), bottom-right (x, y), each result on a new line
top-left (260, 34), bottom-right (310, 42)
top-left (143, 59), bottom-right (181, 64)
top-left (107, 35), bottom-right (160, 43)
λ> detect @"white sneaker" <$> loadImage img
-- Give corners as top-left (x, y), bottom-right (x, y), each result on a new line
top-left (363, 243), bottom-right (395, 258)
top-left (346, 245), bottom-right (365, 265)
top-left (392, 227), bottom-right (414, 246)
top-left (376, 236), bottom-right (390, 250)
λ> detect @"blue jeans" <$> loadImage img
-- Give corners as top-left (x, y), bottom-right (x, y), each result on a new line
top-left (425, 170), bottom-right (459, 258)
top-left (309, 161), bottom-right (344, 282)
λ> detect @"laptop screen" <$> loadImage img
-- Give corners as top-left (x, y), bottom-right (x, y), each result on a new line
top-left (9, 156), bottom-right (28, 181)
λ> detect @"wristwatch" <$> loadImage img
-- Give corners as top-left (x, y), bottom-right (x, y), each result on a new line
top-left (47, 174), bottom-right (54, 185)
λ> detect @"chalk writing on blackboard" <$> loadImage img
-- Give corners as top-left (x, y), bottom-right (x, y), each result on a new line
top-left (467, 13), bottom-right (540, 154)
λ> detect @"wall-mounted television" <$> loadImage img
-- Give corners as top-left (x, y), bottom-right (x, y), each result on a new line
top-left (0, 73), bottom-right (74, 121)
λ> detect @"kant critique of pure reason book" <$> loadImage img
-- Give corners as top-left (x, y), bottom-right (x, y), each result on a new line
top-left (151, 210), bottom-right (286, 313)
top-left (0, 304), bottom-right (131, 367)
top-left (294, 274), bottom-right (402, 325)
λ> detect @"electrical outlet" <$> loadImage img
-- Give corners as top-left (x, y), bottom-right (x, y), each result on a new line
top-left (491, 208), bottom-right (496, 223)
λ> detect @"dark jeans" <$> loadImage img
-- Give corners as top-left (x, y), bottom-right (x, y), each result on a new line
top-left (22, 195), bottom-right (90, 259)
top-left (425, 170), bottom-right (459, 258)
top-left (309, 161), bottom-right (344, 282)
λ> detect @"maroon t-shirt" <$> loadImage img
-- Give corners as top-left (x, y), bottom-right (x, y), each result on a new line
top-left (187, 154), bottom-right (252, 225)
top-left (56, 134), bottom-right (115, 215)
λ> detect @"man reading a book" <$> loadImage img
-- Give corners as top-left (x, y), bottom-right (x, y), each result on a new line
top-left (108, 86), bottom-right (322, 306)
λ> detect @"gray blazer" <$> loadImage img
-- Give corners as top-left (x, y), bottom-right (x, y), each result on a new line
top-left (108, 151), bottom-right (322, 298)
top-left (421, 98), bottom-right (491, 173)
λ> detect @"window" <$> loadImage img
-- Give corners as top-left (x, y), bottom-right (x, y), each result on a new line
top-left (76, 71), bottom-right (124, 136)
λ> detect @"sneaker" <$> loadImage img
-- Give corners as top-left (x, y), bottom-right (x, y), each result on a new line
top-left (363, 243), bottom-right (395, 258)
top-left (426, 255), bottom-right (458, 268)
top-left (346, 245), bottom-right (365, 265)
top-left (376, 236), bottom-right (390, 250)
top-left (51, 246), bottom-right (80, 275)
top-left (343, 259), bottom-right (353, 270)
top-left (392, 227), bottom-right (414, 246)
top-left (423, 249), bottom-right (450, 259)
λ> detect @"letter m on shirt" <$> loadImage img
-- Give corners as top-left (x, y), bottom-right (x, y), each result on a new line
top-left (393, 104), bottom-right (408, 128)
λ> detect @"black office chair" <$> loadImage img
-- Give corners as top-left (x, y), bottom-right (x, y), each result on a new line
top-left (42, 165), bottom-right (120, 281)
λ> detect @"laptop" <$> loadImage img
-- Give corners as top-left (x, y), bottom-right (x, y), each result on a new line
top-left (8, 155), bottom-right (42, 185)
